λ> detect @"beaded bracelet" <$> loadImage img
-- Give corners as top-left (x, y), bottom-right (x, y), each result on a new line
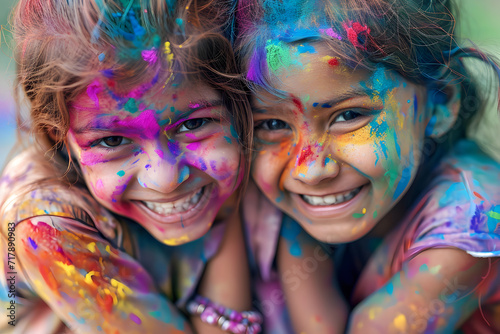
top-left (186, 295), bottom-right (263, 334)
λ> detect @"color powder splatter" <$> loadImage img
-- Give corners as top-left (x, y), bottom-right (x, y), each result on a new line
top-left (319, 28), bottom-right (342, 40)
top-left (167, 141), bottom-right (181, 158)
top-left (291, 95), bottom-right (304, 113)
top-left (297, 43), bottom-right (316, 54)
top-left (117, 170), bottom-right (125, 177)
top-left (28, 237), bottom-right (37, 250)
top-left (178, 166), bottom-right (189, 183)
top-left (393, 314), bottom-right (407, 331)
top-left (129, 313), bottom-right (142, 325)
top-left (141, 48), bottom-right (158, 65)
top-left (224, 136), bottom-right (232, 144)
top-left (343, 21), bottom-right (371, 50)
top-left (297, 146), bottom-right (314, 166)
top-left (86, 80), bottom-right (103, 108)
top-left (266, 40), bottom-right (292, 74)
top-left (124, 98), bottom-right (139, 113)
top-left (198, 158), bottom-right (207, 171)
top-left (186, 142), bottom-right (200, 151)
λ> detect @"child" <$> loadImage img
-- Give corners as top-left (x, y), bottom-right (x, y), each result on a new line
top-left (0, 0), bottom-right (259, 333)
top-left (236, 0), bottom-right (500, 333)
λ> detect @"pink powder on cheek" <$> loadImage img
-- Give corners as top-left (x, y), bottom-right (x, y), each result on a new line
top-left (185, 133), bottom-right (197, 140)
top-left (186, 142), bottom-right (200, 151)
top-left (154, 149), bottom-right (164, 159)
top-left (80, 150), bottom-right (109, 166)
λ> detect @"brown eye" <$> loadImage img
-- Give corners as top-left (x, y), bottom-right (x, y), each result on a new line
top-left (257, 119), bottom-right (290, 131)
top-left (178, 118), bottom-right (212, 132)
top-left (334, 110), bottom-right (362, 123)
top-left (103, 136), bottom-right (124, 147)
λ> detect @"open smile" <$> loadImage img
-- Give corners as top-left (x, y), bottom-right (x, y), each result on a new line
top-left (137, 184), bottom-right (213, 224)
top-left (300, 186), bottom-right (363, 206)
top-left (291, 184), bottom-right (370, 219)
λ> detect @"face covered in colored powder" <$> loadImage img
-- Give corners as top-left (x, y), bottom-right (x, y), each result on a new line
top-left (251, 42), bottom-right (432, 243)
top-left (67, 77), bottom-right (243, 245)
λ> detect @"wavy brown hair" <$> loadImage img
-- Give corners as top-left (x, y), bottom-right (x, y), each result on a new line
top-left (11, 0), bottom-right (252, 190)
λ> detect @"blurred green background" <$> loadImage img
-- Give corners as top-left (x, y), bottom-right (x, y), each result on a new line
top-left (0, 0), bottom-right (499, 166)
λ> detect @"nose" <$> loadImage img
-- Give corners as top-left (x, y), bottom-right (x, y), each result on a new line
top-left (290, 144), bottom-right (339, 185)
top-left (137, 149), bottom-right (190, 194)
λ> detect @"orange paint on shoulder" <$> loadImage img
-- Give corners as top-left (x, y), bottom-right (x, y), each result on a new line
top-left (39, 265), bottom-right (60, 292)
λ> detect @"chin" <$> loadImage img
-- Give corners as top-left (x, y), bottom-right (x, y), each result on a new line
top-left (297, 217), bottom-right (377, 244)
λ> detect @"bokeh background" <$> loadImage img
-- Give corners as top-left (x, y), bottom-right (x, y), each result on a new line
top-left (0, 0), bottom-right (499, 167)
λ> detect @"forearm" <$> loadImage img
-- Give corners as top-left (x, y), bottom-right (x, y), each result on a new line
top-left (278, 236), bottom-right (348, 333)
top-left (16, 216), bottom-right (192, 333)
top-left (193, 210), bottom-right (252, 333)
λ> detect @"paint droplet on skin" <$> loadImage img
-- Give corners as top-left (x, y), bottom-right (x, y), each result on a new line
top-left (297, 146), bottom-right (314, 166)
top-left (224, 136), bottom-right (232, 144)
top-left (178, 165), bottom-right (189, 183)
top-left (28, 237), bottom-right (37, 250)
top-left (130, 313), bottom-right (142, 325)
top-left (167, 141), bottom-right (181, 158)
top-left (69, 312), bottom-right (86, 324)
top-left (362, 208), bottom-right (366, 214)
top-left (352, 212), bottom-right (364, 218)
top-left (145, 164), bottom-right (151, 170)
top-left (186, 142), bottom-right (200, 151)
top-left (419, 264), bottom-right (429, 272)
top-left (473, 191), bottom-right (486, 201)
top-left (210, 160), bottom-right (217, 171)
top-left (117, 170), bottom-right (125, 177)
top-left (198, 158), bottom-right (207, 171)
top-left (98, 53), bottom-right (105, 62)
top-left (393, 314), bottom-right (407, 331)
top-left (327, 58), bottom-right (339, 67)
top-left (124, 98), bottom-right (138, 113)
top-left (87, 242), bottom-right (96, 253)
top-left (373, 211), bottom-right (378, 219)
top-left (86, 80), bottom-right (102, 108)
top-left (312, 102), bottom-right (319, 107)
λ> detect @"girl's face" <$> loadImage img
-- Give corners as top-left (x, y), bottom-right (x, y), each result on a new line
top-left (252, 42), bottom-right (431, 243)
top-left (67, 79), bottom-right (243, 245)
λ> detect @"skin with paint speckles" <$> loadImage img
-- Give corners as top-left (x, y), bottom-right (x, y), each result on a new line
top-left (68, 79), bottom-right (243, 245)
top-left (252, 42), bottom-right (429, 243)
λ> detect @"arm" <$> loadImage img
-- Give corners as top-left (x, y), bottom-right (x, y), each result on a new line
top-left (15, 216), bottom-right (192, 334)
top-left (193, 205), bottom-right (252, 333)
top-left (277, 219), bottom-right (348, 333)
top-left (347, 248), bottom-right (494, 334)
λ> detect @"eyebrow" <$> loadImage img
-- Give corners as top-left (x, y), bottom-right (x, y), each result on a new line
top-left (253, 87), bottom-right (370, 113)
top-left (73, 99), bottom-right (224, 134)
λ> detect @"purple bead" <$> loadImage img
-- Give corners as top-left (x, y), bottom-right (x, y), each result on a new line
top-left (229, 310), bottom-right (243, 322)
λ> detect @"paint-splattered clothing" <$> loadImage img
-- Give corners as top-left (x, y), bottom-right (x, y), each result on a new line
top-left (244, 139), bottom-right (500, 333)
top-left (0, 149), bottom-right (224, 332)
top-left (343, 139), bottom-right (500, 333)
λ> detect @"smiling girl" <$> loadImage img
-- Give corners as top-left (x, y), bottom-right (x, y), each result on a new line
top-left (0, 0), bottom-right (259, 333)
top-left (237, 0), bottom-right (500, 333)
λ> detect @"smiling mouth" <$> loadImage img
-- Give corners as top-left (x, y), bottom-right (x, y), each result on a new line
top-left (300, 186), bottom-right (363, 206)
top-left (142, 186), bottom-right (206, 216)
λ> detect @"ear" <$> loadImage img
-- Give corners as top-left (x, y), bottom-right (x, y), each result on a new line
top-left (425, 85), bottom-right (461, 138)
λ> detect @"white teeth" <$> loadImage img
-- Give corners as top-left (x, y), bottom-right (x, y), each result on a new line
top-left (323, 195), bottom-right (337, 205)
top-left (301, 186), bottom-right (362, 206)
top-left (143, 187), bottom-right (204, 215)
